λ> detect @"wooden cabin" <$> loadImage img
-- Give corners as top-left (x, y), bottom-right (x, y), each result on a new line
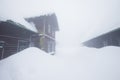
top-left (83, 28), bottom-right (120, 48)
top-left (0, 13), bottom-right (59, 60)
top-left (25, 13), bottom-right (59, 54)
top-left (0, 20), bottom-right (38, 59)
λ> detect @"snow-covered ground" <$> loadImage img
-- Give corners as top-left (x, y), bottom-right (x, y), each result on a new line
top-left (0, 46), bottom-right (120, 80)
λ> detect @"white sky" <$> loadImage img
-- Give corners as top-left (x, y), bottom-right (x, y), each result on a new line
top-left (0, 0), bottom-right (120, 47)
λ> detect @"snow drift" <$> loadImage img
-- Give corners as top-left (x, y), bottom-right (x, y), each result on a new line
top-left (0, 46), bottom-right (120, 80)
top-left (0, 47), bottom-right (65, 80)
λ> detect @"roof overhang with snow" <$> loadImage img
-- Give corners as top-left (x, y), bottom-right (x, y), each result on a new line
top-left (25, 13), bottom-right (59, 31)
top-left (82, 26), bottom-right (120, 43)
top-left (6, 20), bottom-right (38, 33)
top-left (82, 27), bottom-right (120, 47)
top-left (0, 18), bottom-right (38, 33)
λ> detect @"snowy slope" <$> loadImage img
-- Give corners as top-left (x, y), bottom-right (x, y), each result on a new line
top-left (0, 47), bottom-right (65, 80)
top-left (0, 46), bottom-right (120, 80)
top-left (56, 46), bottom-right (120, 80)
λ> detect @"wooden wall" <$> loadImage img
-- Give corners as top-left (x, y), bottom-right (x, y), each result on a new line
top-left (0, 21), bottom-right (38, 59)
top-left (83, 28), bottom-right (120, 48)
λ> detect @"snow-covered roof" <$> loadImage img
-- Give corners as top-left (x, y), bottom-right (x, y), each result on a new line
top-left (82, 26), bottom-right (120, 42)
top-left (0, 17), bottom-right (38, 33)
top-left (25, 13), bottom-right (59, 31)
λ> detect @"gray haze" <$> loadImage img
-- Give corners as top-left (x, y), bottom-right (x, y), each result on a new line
top-left (0, 0), bottom-right (120, 47)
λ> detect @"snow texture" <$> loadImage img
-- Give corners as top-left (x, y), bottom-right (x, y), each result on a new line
top-left (0, 46), bottom-right (120, 80)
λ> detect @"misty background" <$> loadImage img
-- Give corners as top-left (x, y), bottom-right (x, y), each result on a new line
top-left (0, 0), bottom-right (120, 80)
top-left (0, 0), bottom-right (120, 48)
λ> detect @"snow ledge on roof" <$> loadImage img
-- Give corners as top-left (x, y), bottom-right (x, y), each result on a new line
top-left (0, 17), bottom-right (38, 33)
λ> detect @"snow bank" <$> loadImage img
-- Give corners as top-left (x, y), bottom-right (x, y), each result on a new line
top-left (95, 46), bottom-right (120, 80)
top-left (56, 46), bottom-right (120, 80)
top-left (0, 46), bottom-right (120, 80)
top-left (0, 47), bottom-right (65, 80)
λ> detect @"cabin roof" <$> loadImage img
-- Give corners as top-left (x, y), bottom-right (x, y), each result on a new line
top-left (82, 26), bottom-right (120, 43)
top-left (25, 13), bottom-right (59, 31)
top-left (0, 18), bottom-right (38, 33)
top-left (6, 20), bottom-right (38, 33)
top-left (84, 27), bottom-right (120, 43)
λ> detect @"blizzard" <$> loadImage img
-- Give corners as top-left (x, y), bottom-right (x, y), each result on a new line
top-left (0, 46), bottom-right (120, 80)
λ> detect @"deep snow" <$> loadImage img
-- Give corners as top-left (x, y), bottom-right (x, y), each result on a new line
top-left (0, 46), bottom-right (120, 80)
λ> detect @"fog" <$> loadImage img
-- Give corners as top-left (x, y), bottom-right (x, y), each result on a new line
top-left (0, 1), bottom-right (120, 79)
top-left (0, 0), bottom-right (120, 48)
